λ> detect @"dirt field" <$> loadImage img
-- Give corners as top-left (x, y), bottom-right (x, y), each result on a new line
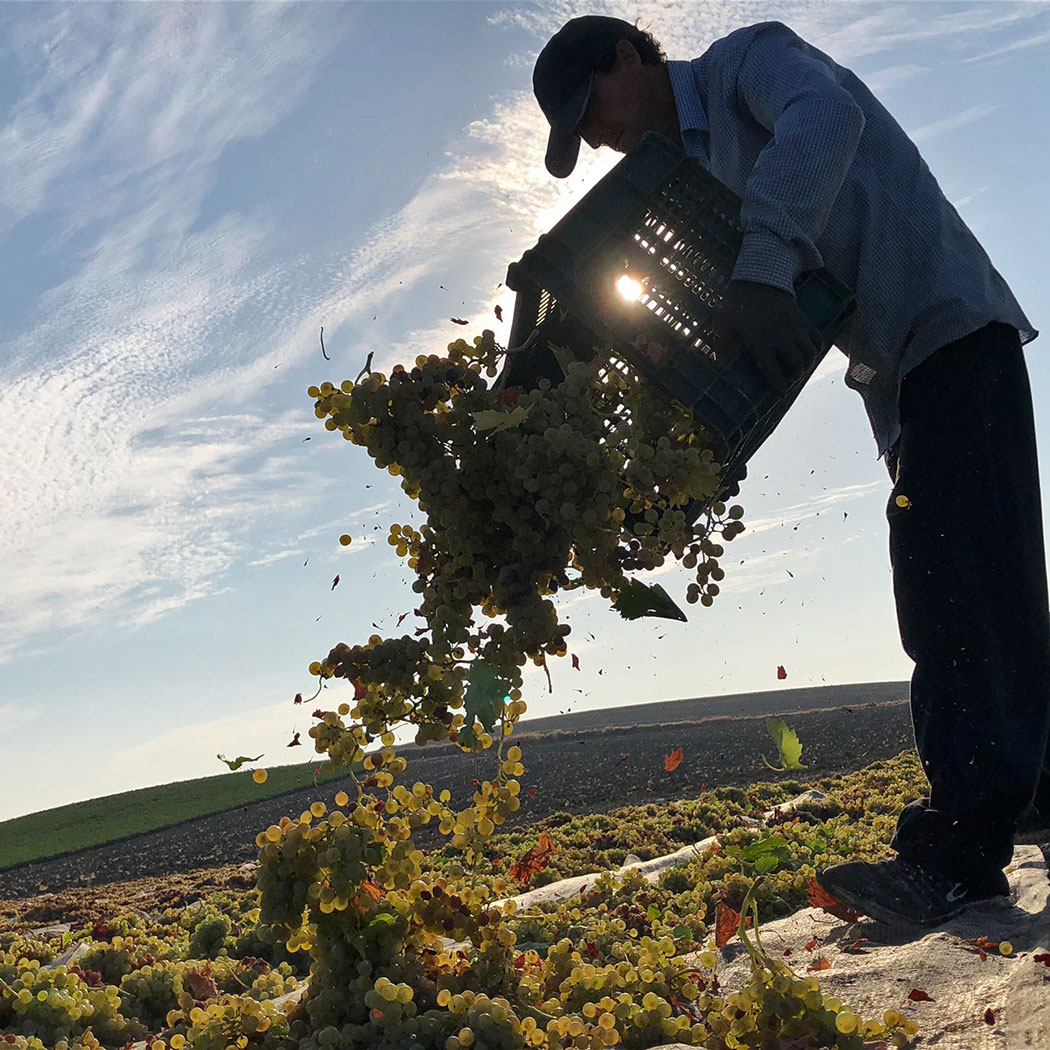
top-left (0, 692), bottom-right (915, 900)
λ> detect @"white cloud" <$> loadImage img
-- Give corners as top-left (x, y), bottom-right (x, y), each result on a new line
top-left (906, 102), bottom-right (1003, 145)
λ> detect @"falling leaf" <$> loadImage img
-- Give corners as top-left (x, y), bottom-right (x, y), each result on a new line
top-left (984, 1008), bottom-right (995, 1025)
top-left (509, 832), bottom-right (556, 886)
top-left (805, 876), bottom-right (862, 922)
top-left (293, 693), bottom-right (303, 705)
top-left (396, 612), bottom-right (409, 626)
top-left (450, 317), bottom-right (469, 325)
top-left (571, 653), bottom-right (580, 670)
top-left (807, 956), bottom-right (831, 972)
top-left (585, 941), bottom-right (599, 959)
top-left (494, 304), bottom-right (503, 322)
top-left (528, 788), bottom-right (537, 796)
top-left (841, 938), bottom-right (870, 954)
top-left (786, 570), bottom-right (794, 578)
top-left (287, 731), bottom-right (302, 747)
top-left (331, 574), bottom-right (340, 590)
top-left (907, 989), bottom-right (934, 1003)
top-left (312, 709), bottom-right (325, 719)
top-left (613, 579), bottom-right (688, 622)
top-left (777, 665), bottom-right (787, 680)
top-left (217, 753), bottom-right (264, 771)
top-left (472, 405), bottom-right (530, 433)
top-left (763, 718), bottom-right (806, 771)
top-left (616, 753), bottom-right (629, 765)
top-left (319, 325), bottom-right (329, 361)
top-left (804, 938), bottom-right (821, 951)
top-left (664, 746), bottom-right (684, 772)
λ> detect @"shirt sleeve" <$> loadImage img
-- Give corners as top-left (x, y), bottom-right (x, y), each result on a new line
top-left (729, 21), bottom-right (866, 293)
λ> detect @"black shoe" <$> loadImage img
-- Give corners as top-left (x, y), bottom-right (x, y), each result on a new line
top-left (1014, 803), bottom-right (1050, 845)
top-left (815, 856), bottom-right (1009, 927)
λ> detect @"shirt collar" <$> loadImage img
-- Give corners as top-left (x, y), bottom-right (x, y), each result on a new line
top-left (666, 59), bottom-right (709, 135)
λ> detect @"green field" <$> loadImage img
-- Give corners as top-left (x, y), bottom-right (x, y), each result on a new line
top-left (0, 761), bottom-right (345, 873)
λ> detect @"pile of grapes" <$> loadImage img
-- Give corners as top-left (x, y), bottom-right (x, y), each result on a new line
top-left (239, 329), bottom-right (914, 1049)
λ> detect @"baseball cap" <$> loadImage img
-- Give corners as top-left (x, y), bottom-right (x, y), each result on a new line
top-left (533, 15), bottom-right (638, 178)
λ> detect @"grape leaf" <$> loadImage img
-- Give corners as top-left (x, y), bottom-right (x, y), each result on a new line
top-left (612, 580), bottom-right (688, 622)
top-left (458, 660), bottom-right (509, 749)
top-left (217, 753), bottom-right (263, 771)
top-left (471, 406), bottom-right (530, 433)
top-left (763, 717), bottom-right (806, 771)
top-left (509, 831), bottom-right (556, 886)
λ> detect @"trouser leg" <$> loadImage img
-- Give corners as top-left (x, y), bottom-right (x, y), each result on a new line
top-left (883, 322), bottom-right (1050, 885)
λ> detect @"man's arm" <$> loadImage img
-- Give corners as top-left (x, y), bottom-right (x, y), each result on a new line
top-left (729, 21), bottom-right (866, 292)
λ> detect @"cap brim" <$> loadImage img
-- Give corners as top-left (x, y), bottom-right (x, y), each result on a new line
top-left (544, 74), bottom-right (592, 178)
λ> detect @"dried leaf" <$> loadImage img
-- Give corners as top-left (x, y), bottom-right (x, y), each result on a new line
top-left (184, 969), bottom-right (218, 1000)
top-left (807, 956), bottom-right (831, 972)
top-left (509, 832), bottom-right (556, 886)
top-left (777, 664), bottom-right (788, 680)
top-left (664, 746), bottom-right (684, 772)
top-left (806, 876), bottom-right (863, 923)
top-left (804, 938), bottom-right (821, 952)
top-left (293, 693), bottom-right (303, 705)
top-left (451, 317), bottom-right (469, 325)
top-left (907, 989), bottom-right (934, 1002)
top-left (714, 901), bottom-right (750, 947)
top-left (984, 1008), bottom-right (995, 1025)
top-left (494, 304), bottom-right (503, 322)
top-left (287, 731), bottom-right (302, 747)
top-left (359, 880), bottom-right (385, 902)
top-left (571, 653), bottom-right (580, 670)
top-left (331, 574), bottom-right (340, 590)
top-left (616, 753), bottom-right (629, 765)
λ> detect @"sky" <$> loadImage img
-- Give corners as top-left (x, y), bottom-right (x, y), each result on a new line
top-left (1, 0), bottom-right (1048, 823)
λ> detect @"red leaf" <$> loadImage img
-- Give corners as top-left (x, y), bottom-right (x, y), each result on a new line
top-left (450, 317), bottom-right (469, 325)
top-left (777, 665), bottom-right (787, 680)
top-left (664, 746), bottom-right (684, 772)
top-left (1034, 953), bottom-right (1050, 966)
top-left (805, 876), bottom-right (863, 923)
top-left (571, 653), bottom-right (580, 670)
top-left (287, 731), bottom-right (302, 747)
top-left (396, 612), bottom-right (409, 626)
top-left (331, 574), bottom-right (340, 590)
top-left (352, 678), bottom-right (367, 701)
top-left (907, 989), bottom-right (935, 1002)
top-left (312, 709), bottom-right (325, 719)
top-left (184, 969), bottom-right (218, 1001)
top-left (804, 938), bottom-right (821, 952)
top-left (714, 901), bottom-right (750, 947)
top-left (471, 779), bottom-right (480, 787)
top-left (807, 956), bottom-right (830, 972)
top-left (585, 941), bottom-right (598, 959)
top-left (984, 1008), bottom-right (995, 1025)
top-left (499, 385), bottom-right (522, 407)
top-left (494, 304), bottom-right (503, 322)
top-left (616, 753), bottom-right (629, 765)
top-left (509, 832), bottom-right (556, 886)
top-left (528, 788), bottom-right (536, 796)
top-left (293, 693), bottom-right (303, 705)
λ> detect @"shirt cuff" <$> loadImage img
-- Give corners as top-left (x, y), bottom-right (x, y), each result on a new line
top-left (730, 231), bottom-right (800, 294)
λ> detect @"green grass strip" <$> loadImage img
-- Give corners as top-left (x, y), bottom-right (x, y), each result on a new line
top-left (0, 762), bottom-right (344, 873)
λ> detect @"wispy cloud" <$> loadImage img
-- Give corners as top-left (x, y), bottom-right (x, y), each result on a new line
top-left (906, 102), bottom-right (1003, 145)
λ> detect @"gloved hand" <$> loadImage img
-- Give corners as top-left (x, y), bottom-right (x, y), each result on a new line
top-left (707, 279), bottom-right (825, 395)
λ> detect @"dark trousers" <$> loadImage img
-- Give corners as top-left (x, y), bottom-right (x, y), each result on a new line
top-left (885, 321), bottom-right (1050, 888)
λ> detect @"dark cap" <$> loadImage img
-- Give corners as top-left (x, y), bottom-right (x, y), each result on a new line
top-left (533, 15), bottom-right (637, 178)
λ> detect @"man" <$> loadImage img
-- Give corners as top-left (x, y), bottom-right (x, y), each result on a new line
top-left (533, 15), bottom-right (1049, 927)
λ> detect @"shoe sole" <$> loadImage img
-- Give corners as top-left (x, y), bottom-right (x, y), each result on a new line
top-left (814, 872), bottom-right (1007, 928)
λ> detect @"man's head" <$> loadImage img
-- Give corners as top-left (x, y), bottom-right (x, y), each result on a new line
top-left (533, 15), bottom-right (675, 178)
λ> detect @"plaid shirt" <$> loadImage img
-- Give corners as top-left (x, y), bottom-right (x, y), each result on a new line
top-left (666, 20), bottom-right (1038, 460)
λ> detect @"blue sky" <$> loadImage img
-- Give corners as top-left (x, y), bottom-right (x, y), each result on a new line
top-left (1, 0), bottom-right (1048, 822)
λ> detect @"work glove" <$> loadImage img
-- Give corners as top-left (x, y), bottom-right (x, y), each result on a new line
top-left (707, 279), bottom-right (825, 395)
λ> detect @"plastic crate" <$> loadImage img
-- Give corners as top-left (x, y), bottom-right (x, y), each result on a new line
top-left (498, 131), bottom-right (856, 512)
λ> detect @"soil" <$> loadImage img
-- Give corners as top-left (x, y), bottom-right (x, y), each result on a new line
top-left (0, 694), bottom-right (916, 901)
